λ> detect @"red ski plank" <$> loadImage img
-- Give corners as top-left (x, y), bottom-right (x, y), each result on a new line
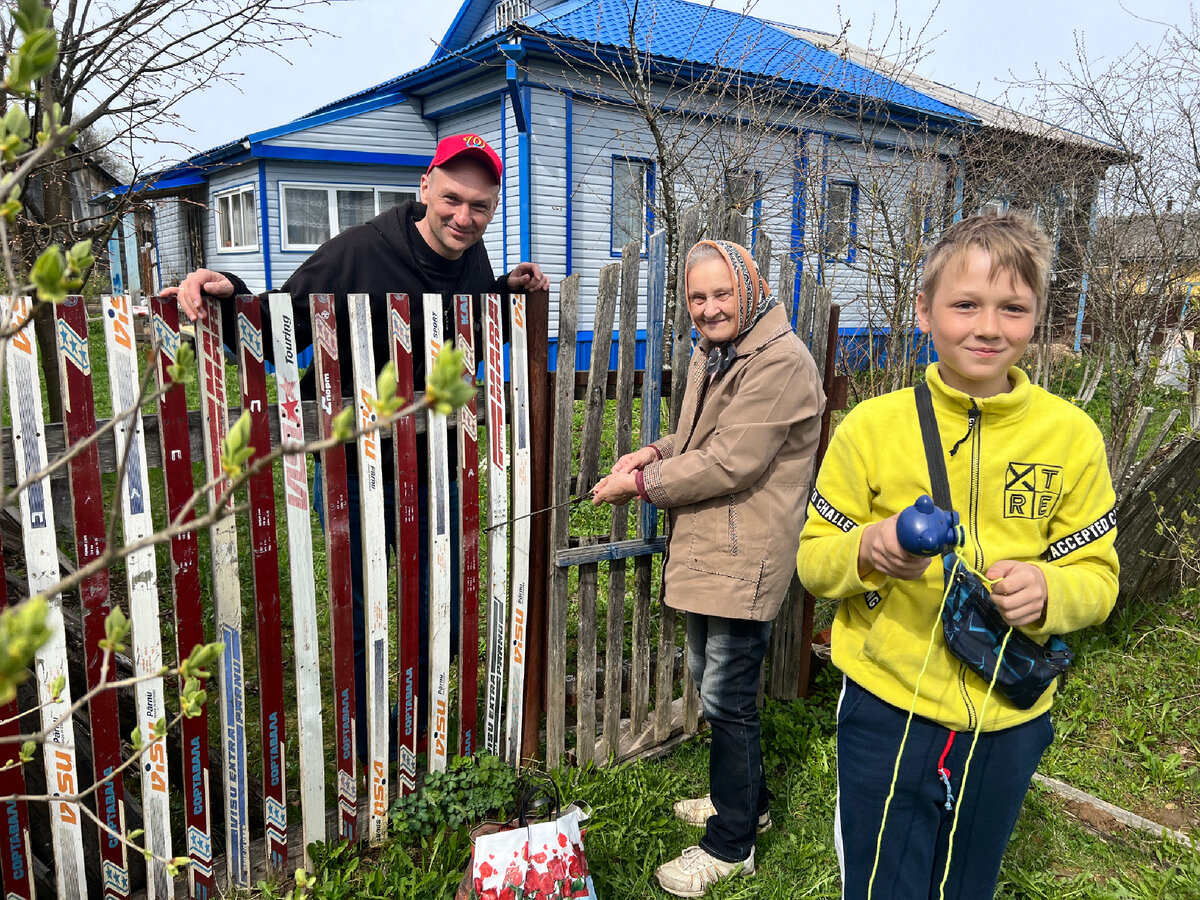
top-left (54, 297), bottom-right (131, 900)
top-left (310, 293), bottom-right (357, 841)
top-left (150, 296), bottom-right (218, 899)
top-left (454, 295), bottom-right (480, 757)
top-left (389, 294), bottom-right (420, 794)
top-left (235, 298), bottom-right (287, 873)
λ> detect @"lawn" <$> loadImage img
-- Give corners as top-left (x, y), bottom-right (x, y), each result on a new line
top-left (251, 588), bottom-right (1200, 900)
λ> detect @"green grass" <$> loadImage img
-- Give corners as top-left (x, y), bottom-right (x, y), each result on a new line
top-left (251, 591), bottom-right (1199, 899)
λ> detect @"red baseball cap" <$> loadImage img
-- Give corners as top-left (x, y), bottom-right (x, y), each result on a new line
top-left (426, 133), bottom-right (503, 184)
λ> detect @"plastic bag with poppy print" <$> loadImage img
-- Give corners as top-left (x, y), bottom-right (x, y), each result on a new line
top-left (461, 802), bottom-right (597, 900)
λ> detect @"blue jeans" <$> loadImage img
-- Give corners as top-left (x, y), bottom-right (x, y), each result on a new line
top-left (686, 612), bottom-right (773, 863)
top-left (835, 677), bottom-right (1053, 899)
top-left (312, 463), bottom-right (460, 758)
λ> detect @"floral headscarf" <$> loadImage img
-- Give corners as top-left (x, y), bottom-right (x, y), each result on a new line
top-left (685, 239), bottom-right (777, 376)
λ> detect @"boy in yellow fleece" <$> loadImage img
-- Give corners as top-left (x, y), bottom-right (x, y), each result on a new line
top-left (796, 212), bottom-right (1118, 899)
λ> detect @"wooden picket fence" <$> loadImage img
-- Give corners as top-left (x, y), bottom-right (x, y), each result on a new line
top-left (543, 212), bottom-right (844, 768)
top-left (0, 216), bottom-right (841, 898)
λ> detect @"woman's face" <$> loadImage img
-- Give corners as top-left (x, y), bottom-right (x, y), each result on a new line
top-left (686, 257), bottom-right (739, 343)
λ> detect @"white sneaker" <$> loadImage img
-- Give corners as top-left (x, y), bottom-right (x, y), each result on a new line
top-left (655, 845), bottom-right (755, 897)
top-left (672, 795), bottom-right (772, 832)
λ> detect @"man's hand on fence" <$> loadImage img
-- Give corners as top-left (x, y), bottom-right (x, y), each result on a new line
top-left (506, 261), bottom-right (550, 293)
top-left (159, 268), bottom-right (235, 321)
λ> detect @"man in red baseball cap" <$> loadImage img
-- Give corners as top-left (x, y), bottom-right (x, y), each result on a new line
top-left (165, 131), bottom-right (547, 757)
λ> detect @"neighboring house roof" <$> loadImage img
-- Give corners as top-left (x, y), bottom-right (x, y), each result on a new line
top-left (780, 25), bottom-right (1119, 153)
top-left (1100, 211), bottom-right (1200, 265)
top-left (512, 0), bottom-right (972, 121)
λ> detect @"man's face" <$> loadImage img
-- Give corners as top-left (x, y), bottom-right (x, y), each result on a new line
top-left (417, 159), bottom-right (499, 260)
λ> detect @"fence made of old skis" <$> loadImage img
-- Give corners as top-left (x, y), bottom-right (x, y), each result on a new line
top-left (0, 241), bottom-right (837, 896)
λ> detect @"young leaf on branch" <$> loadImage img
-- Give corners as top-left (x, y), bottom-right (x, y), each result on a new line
top-left (425, 341), bottom-right (473, 415)
top-left (0, 598), bottom-right (51, 705)
top-left (221, 410), bottom-right (255, 477)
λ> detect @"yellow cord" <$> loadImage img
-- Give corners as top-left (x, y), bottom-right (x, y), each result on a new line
top-left (865, 547), bottom-right (1007, 900)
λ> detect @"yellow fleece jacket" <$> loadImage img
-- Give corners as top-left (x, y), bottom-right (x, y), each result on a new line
top-left (796, 365), bottom-right (1118, 731)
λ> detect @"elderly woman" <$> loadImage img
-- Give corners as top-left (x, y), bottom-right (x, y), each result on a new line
top-left (592, 239), bottom-right (824, 896)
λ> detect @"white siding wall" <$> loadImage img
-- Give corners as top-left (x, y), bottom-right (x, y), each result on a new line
top-left (265, 102), bottom-right (435, 154)
top-left (203, 160), bottom-right (425, 293)
top-left (206, 164), bottom-right (267, 291)
top-left (264, 160), bottom-right (425, 289)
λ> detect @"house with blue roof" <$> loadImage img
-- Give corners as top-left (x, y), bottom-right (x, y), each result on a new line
top-left (139, 0), bottom-right (1117, 351)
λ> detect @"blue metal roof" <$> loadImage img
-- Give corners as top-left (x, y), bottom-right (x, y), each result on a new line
top-left (519, 0), bottom-right (971, 120)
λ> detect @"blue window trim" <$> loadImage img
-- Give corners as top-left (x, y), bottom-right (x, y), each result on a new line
top-left (258, 162), bottom-right (272, 287)
top-left (791, 132), bottom-right (808, 292)
top-left (610, 155), bottom-right (654, 257)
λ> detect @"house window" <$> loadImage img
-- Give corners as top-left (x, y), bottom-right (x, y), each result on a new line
top-left (824, 179), bottom-right (858, 263)
top-left (612, 157), bottom-right (653, 255)
top-left (495, 0), bottom-right (530, 30)
top-left (281, 183), bottom-right (417, 250)
top-left (215, 186), bottom-right (257, 252)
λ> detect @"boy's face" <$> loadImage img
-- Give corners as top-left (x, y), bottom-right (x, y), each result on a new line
top-left (687, 257), bottom-right (740, 343)
top-left (917, 246), bottom-right (1037, 398)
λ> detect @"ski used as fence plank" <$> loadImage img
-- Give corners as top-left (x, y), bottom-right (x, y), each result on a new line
top-left (268, 293), bottom-right (326, 867)
top-left (505, 293), bottom-right (533, 767)
top-left (546, 276), bottom-right (579, 768)
top-left (482, 292), bottom-right (509, 758)
top-left (101, 294), bottom-right (173, 899)
top-left (422, 295), bottom-right (453, 774)
top-left (389, 293), bottom-right (419, 795)
top-left (454, 294), bottom-right (481, 758)
top-left (235, 298), bottom-right (288, 876)
top-left (55, 296), bottom-right (131, 900)
top-left (4, 294), bottom-right (89, 900)
top-left (195, 298), bottom-right (251, 890)
top-left (0, 524), bottom-right (34, 900)
top-left (150, 295), bottom-right (217, 900)
top-left (669, 207), bottom-right (700, 433)
top-left (348, 294), bottom-right (390, 840)
top-left (310, 293), bottom-right (357, 842)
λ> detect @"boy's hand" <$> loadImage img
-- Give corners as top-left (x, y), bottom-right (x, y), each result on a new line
top-left (610, 446), bottom-right (659, 475)
top-left (858, 516), bottom-right (934, 581)
top-left (986, 560), bottom-right (1047, 627)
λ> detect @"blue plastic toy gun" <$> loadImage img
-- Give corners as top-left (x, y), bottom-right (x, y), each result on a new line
top-left (896, 494), bottom-right (962, 557)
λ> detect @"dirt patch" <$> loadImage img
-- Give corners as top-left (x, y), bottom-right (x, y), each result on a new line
top-left (1062, 798), bottom-right (1128, 835)
top-left (1132, 801), bottom-right (1199, 832)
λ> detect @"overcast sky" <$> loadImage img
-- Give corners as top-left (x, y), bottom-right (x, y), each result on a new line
top-left (137, 0), bottom-right (1190, 169)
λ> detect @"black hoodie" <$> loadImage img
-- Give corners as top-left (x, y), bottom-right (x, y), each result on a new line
top-left (220, 198), bottom-right (509, 480)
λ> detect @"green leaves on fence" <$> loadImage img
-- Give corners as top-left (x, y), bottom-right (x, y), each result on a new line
top-left (221, 410), bottom-right (254, 478)
top-left (167, 339), bottom-right (195, 385)
top-left (0, 597), bottom-right (51, 706)
top-left (373, 360), bottom-right (405, 417)
top-left (425, 341), bottom-right (473, 416)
